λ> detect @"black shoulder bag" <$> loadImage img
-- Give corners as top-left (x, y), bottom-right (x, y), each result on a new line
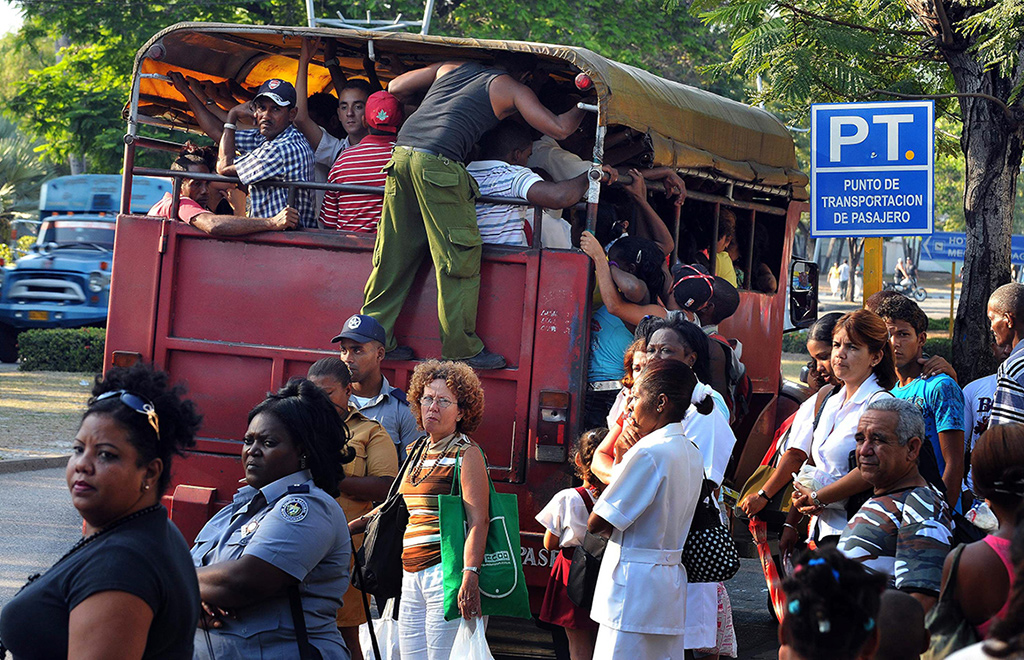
top-left (566, 487), bottom-right (605, 609)
top-left (351, 437), bottom-right (427, 601)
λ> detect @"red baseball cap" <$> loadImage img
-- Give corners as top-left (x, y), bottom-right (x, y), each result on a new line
top-left (364, 91), bottom-right (403, 133)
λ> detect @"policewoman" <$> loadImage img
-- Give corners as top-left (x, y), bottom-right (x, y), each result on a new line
top-left (191, 379), bottom-right (355, 659)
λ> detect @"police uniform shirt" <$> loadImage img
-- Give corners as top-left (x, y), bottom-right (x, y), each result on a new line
top-left (191, 470), bottom-right (352, 659)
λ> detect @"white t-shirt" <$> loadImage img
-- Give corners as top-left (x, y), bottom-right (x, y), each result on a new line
top-left (526, 135), bottom-right (590, 181)
top-left (467, 160), bottom-right (544, 245)
top-left (591, 422), bottom-right (703, 635)
top-left (535, 487), bottom-right (594, 548)
top-left (809, 374), bottom-right (892, 539)
top-left (962, 373), bottom-right (998, 492)
top-left (838, 263), bottom-right (850, 280)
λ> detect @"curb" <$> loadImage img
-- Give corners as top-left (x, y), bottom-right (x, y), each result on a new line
top-left (0, 455), bottom-right (67, 475)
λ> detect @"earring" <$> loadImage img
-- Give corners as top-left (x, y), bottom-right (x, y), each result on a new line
top-left (657, 405), bottom-right (664, 413)
top-left (142, 482), bottom-right (150, 492)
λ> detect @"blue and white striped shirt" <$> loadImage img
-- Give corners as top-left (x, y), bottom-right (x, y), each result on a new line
top-left (990, 340), bottom-right (1024, 426)
top-left (235, 125), bottom-right (316, 228)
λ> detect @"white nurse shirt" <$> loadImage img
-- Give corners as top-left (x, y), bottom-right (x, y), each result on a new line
top-left (591, 422), bottom-right (703, 635)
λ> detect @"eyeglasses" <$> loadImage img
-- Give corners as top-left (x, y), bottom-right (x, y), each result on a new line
top-left (419, 395), bottom-right (456, 409)
top-left (95, 390), bottom-right (160, 440)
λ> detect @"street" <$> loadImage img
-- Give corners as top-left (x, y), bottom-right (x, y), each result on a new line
top-left (0, 466), bottom-right (780, 659)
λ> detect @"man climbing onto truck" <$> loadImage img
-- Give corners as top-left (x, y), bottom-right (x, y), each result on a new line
top-left (360, 53), bottom-right (587, 369)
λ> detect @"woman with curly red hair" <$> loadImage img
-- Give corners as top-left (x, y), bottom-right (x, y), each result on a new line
top-left (350, 359), bottom-right (489, 660)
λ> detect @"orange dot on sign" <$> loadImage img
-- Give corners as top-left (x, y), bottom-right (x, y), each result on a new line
top-left (905, 150), bottom-right (915, 160)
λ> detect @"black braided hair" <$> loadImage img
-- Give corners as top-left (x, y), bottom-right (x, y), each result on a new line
top-left (781, 549), bottom-right (886, 660)
top-left (85, 363), bottom-right (202, 495)
top-left (574, 428), bottom-right (608, 486)
top-left (247, 378), bottom-right (354, 497)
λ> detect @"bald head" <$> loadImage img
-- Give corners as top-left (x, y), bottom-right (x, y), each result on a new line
top-left (988, 283), bottom-right (1024, 318)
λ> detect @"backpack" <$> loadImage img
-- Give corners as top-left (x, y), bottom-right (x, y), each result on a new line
top-left (709, 331), bottom-right (752, 422)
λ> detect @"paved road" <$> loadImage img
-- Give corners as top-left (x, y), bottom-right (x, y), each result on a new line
top-left (0, 467), bottom-right (81, 608)
top-left (0, 468), bottom-right (780, 659)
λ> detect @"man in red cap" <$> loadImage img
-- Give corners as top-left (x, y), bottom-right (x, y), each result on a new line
top-left (319, 91), bottom-right (404, 232)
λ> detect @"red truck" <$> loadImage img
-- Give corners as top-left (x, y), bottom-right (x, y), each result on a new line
top-left (107, 23), bottom-right (815, 600)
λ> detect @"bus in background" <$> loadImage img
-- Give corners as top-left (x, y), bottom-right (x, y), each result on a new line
top-left (0, 174), bottom-right (170, 362)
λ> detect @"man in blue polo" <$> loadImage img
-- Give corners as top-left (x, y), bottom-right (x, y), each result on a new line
top-left (331, 314), bottom-right (418, 461)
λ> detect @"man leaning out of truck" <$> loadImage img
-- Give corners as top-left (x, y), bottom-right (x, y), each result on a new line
top-left (149, 143), bottom-right (299, 236)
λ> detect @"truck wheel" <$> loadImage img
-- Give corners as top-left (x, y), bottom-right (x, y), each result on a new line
top-left (0, 324), bottom-right (18, 363)
top-left (914, 288), bottom-right (928, 302)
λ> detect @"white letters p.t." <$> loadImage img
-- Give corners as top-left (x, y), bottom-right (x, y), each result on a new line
top-left (829, 116), bottom-right (868, 162)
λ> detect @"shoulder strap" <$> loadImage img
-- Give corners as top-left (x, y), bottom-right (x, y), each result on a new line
top-left (575, 486), bottom-right (595, 514)
top-left (287, 585), bottom-right (315, 660)
top-left (387, 436), bottom-right (428, 501)
top-left (938, 543), bottom-right (967, 603)
top-left (812, 385), bottom-right (838, 431)
top-left (352, 556), bottom-right (382, 660)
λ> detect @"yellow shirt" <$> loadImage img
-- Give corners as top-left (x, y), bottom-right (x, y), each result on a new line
top-left (716, 251), bottom-right (738, 286)
top-left (336, 407), bottom-right (399, 524)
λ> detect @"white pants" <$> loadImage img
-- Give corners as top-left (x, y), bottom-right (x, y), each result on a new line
top-left (398, 564), bottom-right (462, 660)
top-left (594, 624), bottom-right (686, 659)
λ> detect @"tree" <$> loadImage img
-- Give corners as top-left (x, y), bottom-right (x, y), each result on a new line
top-left (696, 0), bottom-right (1024, 381)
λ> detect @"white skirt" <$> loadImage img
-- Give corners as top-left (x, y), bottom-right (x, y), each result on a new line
top-left (593, 624), bottom-right (687, 660)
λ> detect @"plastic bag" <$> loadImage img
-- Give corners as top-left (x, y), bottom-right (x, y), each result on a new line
top-left (749, 518), bottom-right (787, 623)
top-left (450, 618), bottom-right (493, 660)
top-left (359, 598), bottom-right (400, 660)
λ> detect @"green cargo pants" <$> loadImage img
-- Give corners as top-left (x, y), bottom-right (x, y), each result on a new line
top-left (361, 146), bottom-right (485, 360)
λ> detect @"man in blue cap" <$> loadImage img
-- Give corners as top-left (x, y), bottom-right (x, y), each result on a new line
top-left (332, 314), bottom-right (418, 461)
top-left (216, 78), bottom-right (316, 228)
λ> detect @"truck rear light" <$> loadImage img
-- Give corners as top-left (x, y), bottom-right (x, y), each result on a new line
top-left (112, 351), bottom-right (142, 368)
top-left (536, 390), bottom-right (570, 463)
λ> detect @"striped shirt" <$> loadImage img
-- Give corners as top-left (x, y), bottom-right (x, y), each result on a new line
top-left (235, 125), bottom-right (316, 228)
top-left (466, 160), bottom-right (543, 245)
top-left (319, 134), bottom-right (395, 232)
top-left (399, 433), bottom-right (475, 572)
top-left (990, 341), bottom-right (1024, 426)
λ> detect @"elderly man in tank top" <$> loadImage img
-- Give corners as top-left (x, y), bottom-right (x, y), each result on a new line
top-left (360, 53), bottom-right (587, 370)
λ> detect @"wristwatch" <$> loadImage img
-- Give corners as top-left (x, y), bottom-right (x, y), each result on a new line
top-left (757, 488), bottom-right (770, 501)
top-left (810, 491), bottom-right (823, 508)
top-left (462, 566), bottom-right (480, 574)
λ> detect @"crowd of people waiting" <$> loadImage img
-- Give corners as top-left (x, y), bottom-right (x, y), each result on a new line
top-left (4, 35), bottom-right (1024, 660)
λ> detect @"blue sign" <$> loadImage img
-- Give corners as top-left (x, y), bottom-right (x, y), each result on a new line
top-left (811, 101), bottom-right (934, 237)
top-left (920, 231), bottom-right (1024, 265)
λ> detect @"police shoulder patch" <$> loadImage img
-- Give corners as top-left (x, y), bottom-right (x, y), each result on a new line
top-left (279, 497), bottom-right (309, 522)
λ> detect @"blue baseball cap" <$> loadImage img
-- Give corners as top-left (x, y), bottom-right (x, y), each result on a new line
top-left (332, 314), bottom-right (386, 345)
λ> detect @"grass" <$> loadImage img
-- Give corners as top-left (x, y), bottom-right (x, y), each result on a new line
top-left (781, 352), bottom-right (806, 383)
top-left (0, 369), bottom-right (92, 459)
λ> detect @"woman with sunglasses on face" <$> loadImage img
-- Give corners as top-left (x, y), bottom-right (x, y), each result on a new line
top-left (791, 310), bottom-right (897, 546)
top-left (0, 364), bottom-right (203, 659)
top-left (191, 378), bottom-right (354, 660)
top-left (587, 360), bottom-right (711, 659)
top-left (348, 360), bottom-right (489, 660)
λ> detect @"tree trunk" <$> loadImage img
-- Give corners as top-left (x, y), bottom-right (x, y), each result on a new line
top-left (947, 52), bottom-right (1024, 382)
top-left (846, 237), bottom-right (863, 302)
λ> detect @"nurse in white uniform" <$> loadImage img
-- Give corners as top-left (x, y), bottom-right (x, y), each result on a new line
top-left (587, 360), bottom-right (712, 659)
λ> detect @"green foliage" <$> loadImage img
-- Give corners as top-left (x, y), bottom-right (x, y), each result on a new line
top-left (781, 330), bottom-right (808, 354)
top-left (18, 327), bottom-right (106, 372)
top-left (927, 316), bottom-right (951, 332)
top-left (0, 115), bottom-right (52, 218)
top-left (924, 337), bottom-right (952, 363)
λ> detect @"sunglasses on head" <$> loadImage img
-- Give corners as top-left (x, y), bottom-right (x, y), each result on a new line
top-left (94, 390), bottom-right (160, 440)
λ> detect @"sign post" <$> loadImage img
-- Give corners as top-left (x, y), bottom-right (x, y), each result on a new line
top-left (811, 100), bottom-right (935, 305)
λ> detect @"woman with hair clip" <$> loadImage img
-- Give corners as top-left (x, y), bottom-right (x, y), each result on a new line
top-left (792, 309), bottom-right (897, 545)
top-left (587, 360), bottom-right (712, 659)
top-left (779, 549), bottom-right (887, 660)
top-left (941, 423), bottom-right (1024, 638)
top-left (0, 363), bottom-right (203, 659)
top-left (190, 378), bottom-right (355, 660)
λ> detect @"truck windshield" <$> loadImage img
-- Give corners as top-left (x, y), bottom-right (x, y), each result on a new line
top-left (39, 220), bottom-right (115, 248)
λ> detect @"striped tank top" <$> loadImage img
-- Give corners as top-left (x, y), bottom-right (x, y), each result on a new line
top-left (399, 433), bottom-right (476, 572)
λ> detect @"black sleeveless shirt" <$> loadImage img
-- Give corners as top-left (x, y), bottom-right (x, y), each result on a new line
top-left (396, 61), bottom-right (505, 162)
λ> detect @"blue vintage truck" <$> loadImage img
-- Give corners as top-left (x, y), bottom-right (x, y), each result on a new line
top-left (0, 174), bottom-right (170, 362)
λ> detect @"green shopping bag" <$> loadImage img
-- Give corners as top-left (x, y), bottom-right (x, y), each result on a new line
top-left (439, 450), bottom-right (531, 621)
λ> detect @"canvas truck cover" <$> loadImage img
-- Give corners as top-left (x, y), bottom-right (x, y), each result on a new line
top-left (130, 23), bottom-right (808, 199)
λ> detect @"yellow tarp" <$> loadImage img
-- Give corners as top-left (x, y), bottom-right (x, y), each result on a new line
top-left (134, 23), bottom-right (806, 196)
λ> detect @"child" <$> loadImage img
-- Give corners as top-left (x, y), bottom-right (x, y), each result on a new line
top-left (536, 429), bottom-right (607, 660)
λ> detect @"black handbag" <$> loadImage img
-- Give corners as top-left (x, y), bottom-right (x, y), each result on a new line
top-left (682, 477), bottom-right (741, 583)
top-left (351, 438), bottom-right (426, 600)
top-left (566, 530), bottom-right (607, 609)
top-left (923, 544), bottom-right (978, 660)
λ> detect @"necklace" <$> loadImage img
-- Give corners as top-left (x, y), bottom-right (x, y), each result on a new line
top-left (0, 503), bottom-right (163, 657)
top-left (408, 434), bottom-right (459, 486)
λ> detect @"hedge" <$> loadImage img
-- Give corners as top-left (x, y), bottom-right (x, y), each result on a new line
top-left (19, 327), bottom-right (106, 372)
top-left (781, 330), bottom-right (808, 354)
